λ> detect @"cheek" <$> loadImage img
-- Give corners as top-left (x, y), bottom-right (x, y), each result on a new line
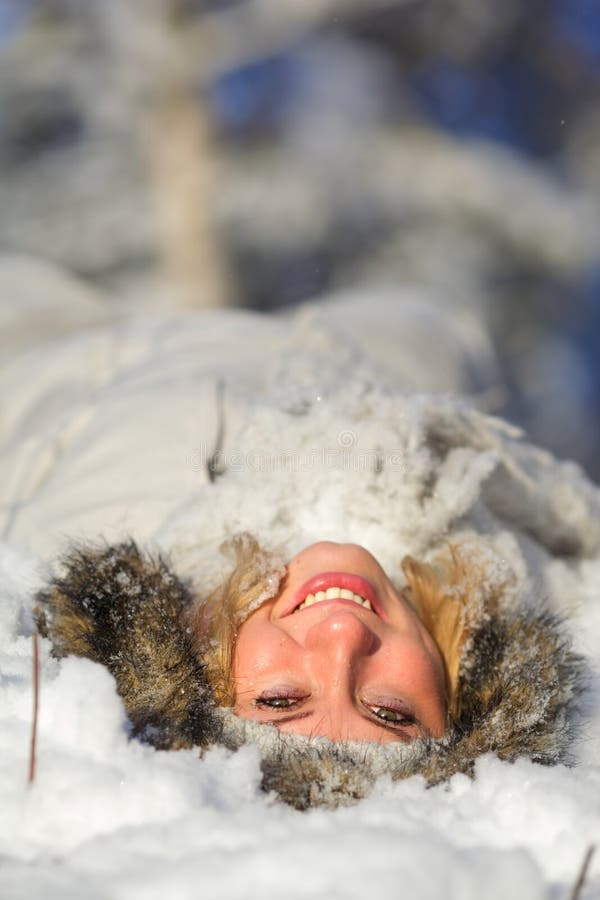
top-left (377, 638), bottom-right (447, 708)
top-left (233, 618), bottom-right (298, 685)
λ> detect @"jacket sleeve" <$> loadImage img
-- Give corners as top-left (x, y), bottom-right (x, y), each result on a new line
top-left (34, 541), bottom-right (218, 750)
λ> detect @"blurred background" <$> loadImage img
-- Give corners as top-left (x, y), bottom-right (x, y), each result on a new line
top-left (1, 0), bottom-right (600, 477)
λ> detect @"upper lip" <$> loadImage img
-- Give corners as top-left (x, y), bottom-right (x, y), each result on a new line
top-left (282, 571), bottom-right (382, 618)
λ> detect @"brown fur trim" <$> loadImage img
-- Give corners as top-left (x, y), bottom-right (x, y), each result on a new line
top-left (33, 539), bottom-right (585, 810)
top-left (34, 542), bottom-right (218, 750)
top-left (420, 608), bottom-right (584, 783)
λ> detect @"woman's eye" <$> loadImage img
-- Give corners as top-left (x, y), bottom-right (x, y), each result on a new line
top-left (370, 705), bottom-right (415, 726)
top-left (254, 696), bottom-right (297, 709)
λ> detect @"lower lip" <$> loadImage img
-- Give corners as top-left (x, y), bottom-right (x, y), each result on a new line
top-left (284, 572), bottom-right (381, 617)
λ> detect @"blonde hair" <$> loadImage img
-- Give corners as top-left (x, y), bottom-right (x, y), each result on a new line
top-left (194, 536), bottom-right (488, 717)
top-left (401, 550), bottom-right (481, 718)
top-left (190, 534), bottom-right (285, 705)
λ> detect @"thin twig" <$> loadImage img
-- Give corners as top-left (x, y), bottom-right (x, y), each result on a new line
top-left (207, 378), bottom-right (226, 483)
top-left (568, 845), bottom-right (595, 900)
top-left (28, 630), bottom-right (39, 785)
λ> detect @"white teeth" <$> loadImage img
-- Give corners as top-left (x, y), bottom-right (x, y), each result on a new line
top-left (294, 588), bottom-right (373, 612)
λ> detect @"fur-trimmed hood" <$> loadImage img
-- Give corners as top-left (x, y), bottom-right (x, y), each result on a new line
top-left (34, 386), bottom-right (595, 809)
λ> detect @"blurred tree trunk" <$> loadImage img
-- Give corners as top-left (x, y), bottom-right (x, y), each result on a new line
top-left (140, 84), bottom-right (232, 310)
top-left (102, 0), bottom-right (232, 310)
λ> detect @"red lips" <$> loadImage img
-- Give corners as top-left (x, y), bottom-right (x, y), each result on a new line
top-left (282, 571), bottom-right (380, 617)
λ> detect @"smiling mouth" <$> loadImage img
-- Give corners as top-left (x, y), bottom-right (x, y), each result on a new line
top-left (295, 587), bottom-right (372, 612)
top-left (287, 571), bottom-right (380, 617)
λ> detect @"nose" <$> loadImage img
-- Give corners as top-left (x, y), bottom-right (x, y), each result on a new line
top-left (304, 610), bottom-right (375, 662)
top-left (302, 612), bottom-right (376, 739)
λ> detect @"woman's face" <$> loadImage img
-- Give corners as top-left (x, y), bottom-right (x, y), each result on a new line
top-left (233, 542), bottom-right (447, 743)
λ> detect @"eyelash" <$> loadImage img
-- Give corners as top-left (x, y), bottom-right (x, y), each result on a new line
top-left (368, 705), bottom-right (417, 728)
top-left (253, 695), bottom-right (418, 731)
top-left (254, 696), bottom-right (300, 710)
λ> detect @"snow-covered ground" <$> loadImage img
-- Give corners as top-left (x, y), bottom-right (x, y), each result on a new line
top-left (1, 269), bottom-right (599, 899)
top-left (2, 560), bottom-right (600, 899)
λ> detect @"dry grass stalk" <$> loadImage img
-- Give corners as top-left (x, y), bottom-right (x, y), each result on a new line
top-left (568, 845), bottom-right (595, 900)
top-left (28, 630), bottom-right (39, 785)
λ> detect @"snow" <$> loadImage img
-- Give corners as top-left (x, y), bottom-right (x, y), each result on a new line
top-left (1, 279), bottom-right (600, 898)
top-left (2, 579), bottom-right (599, 899)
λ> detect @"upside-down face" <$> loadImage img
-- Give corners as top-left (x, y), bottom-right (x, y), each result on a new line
top-left (233, 542), bottom-right (447, 743)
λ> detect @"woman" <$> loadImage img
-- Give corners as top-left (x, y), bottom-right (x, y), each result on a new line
top-left (34, 519), bottom-right (584, 810)
top-left (6, 284), bottom-right (594, 808)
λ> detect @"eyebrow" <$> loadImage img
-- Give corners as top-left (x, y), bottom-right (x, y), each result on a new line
top-left (261, 711), bottom-right (313, 727)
